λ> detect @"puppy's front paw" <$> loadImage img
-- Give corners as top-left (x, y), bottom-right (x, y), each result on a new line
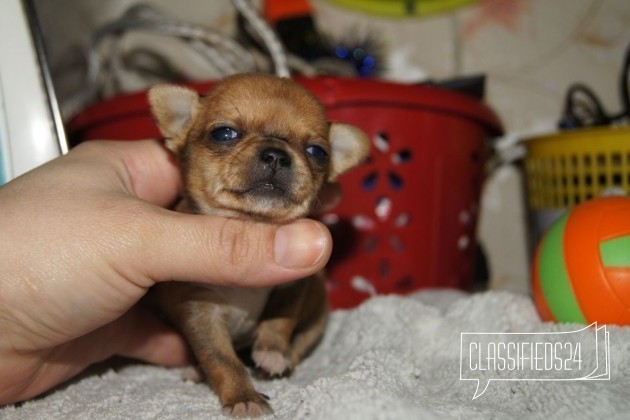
top-left (181, 366), bottom-right (203, 383)
top-left (252, 347), bottom-right (293, 377)
top-left (222, 393), bottom-right (272, 418)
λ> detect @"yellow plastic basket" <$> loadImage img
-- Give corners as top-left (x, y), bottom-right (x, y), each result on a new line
top-left (525, 127), bottom-right (630, 211)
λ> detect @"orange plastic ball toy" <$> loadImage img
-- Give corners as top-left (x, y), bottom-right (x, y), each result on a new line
top-left (532, 196), bottom-right (630, 325)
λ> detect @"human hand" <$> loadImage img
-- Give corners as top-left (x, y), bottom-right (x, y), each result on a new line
top-left (0, 139), bottom-right (334, 405)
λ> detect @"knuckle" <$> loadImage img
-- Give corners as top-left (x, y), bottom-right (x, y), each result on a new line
top-left (213, 218), bottom-right (264, 279)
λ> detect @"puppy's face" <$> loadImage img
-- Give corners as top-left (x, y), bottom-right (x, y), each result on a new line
top-left (149, 74), bottom-right (369, 222)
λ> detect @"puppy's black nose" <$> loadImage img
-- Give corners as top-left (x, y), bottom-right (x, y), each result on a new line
top-left (260, 148), bottom-right (291, 170)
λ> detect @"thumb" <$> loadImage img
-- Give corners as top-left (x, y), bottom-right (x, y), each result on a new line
top-left (132, 213), bottom-right (332, 288)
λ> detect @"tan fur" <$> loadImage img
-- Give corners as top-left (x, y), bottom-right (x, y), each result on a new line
top-left (148, 74), bottom-right (369, 417)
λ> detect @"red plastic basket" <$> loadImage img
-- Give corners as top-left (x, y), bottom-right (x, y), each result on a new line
top-left (68, 76), bottom-right (502, 309)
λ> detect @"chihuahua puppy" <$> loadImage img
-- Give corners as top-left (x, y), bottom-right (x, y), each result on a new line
top-left (148, 73), bottom-right (369, 417)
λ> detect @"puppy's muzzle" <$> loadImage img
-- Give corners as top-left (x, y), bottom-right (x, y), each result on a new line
top-left (241, 146), bottom-right (295, 202)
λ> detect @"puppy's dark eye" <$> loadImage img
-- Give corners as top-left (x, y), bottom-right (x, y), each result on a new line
top-left (210, 127), bottom-right (240, 142)
top-left (306, 145), bottom-right (328, 162)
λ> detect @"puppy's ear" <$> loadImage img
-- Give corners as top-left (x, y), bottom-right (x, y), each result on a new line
top-left (148, 84), bottom-right (200, 152)
top-left (327, 123), bottom-right (371, 181)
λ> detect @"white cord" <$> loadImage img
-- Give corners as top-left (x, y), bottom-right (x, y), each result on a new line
top-left (64, 4), bottom-right (259, 118)
top-left (231, 0), bottom-right (290, 78)
top-left (64, 2), bottom-right (296, 119)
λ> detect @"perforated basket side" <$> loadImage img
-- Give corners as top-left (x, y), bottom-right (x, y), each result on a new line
top-left (525, 128), bottom-right (630, 211)
top-left (321, 102), bottom-right (493, 308)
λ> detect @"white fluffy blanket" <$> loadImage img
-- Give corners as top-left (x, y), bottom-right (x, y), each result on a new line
top-left (2, 290), bottom-right (630, 419)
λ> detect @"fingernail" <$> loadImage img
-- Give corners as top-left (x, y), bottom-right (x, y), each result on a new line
top-left (274, 220), bottom-right (328, 268)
